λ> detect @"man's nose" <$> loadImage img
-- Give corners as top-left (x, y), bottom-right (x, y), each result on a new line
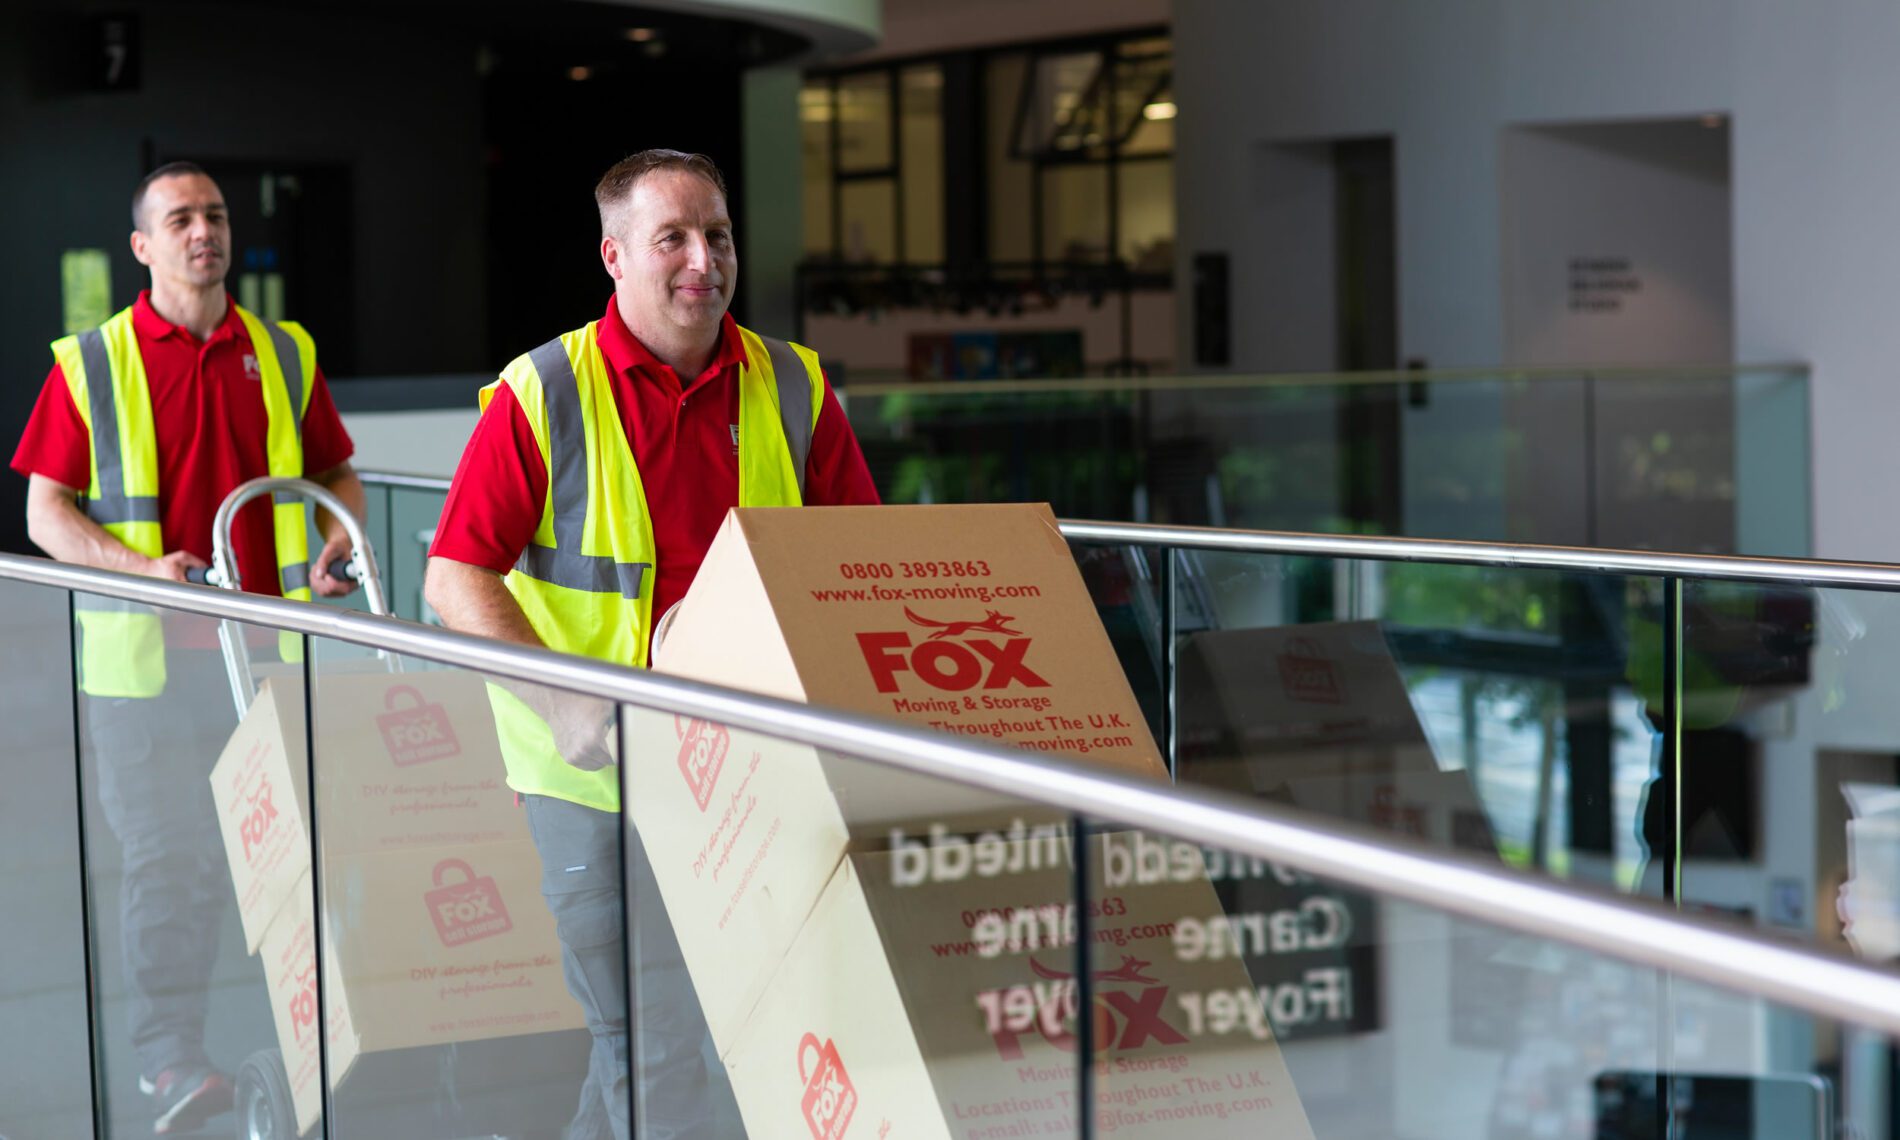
top-left (683, 232), bottom-right (712, 272)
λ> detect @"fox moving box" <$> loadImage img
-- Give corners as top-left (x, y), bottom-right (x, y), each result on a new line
top-left (1176, 620), bottom-right (1497, 853)
top-left (631, 504), bottom-right (1315, 1139)
top-left (212, 671), bottom-right (582, 1134)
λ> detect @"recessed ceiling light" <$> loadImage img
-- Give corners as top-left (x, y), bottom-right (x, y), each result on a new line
top-left (1143, 101), bottom-right (1178, 121)
top-left (569, 65), bottom-right (592, 81)
top-left (626, 27), bottom-right (659, 42)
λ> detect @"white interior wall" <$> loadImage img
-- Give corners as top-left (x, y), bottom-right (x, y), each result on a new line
top-left (1501, 120), bottom-right (1732, 368)
top-left (1173, 0), bottom-right (1898, 564)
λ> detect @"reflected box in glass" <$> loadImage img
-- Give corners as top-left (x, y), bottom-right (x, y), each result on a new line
top-left (209, 671), bottom-right (583, 1132)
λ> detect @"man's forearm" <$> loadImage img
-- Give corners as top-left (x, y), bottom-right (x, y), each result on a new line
top-left (310, 462), bottom-right (368, 542)
top-left (26, 475), bottom-right (155, 574)
top-left (425, 556), bottom-right (545, 649)
top-left (426, 555), bottom-right (615, 768)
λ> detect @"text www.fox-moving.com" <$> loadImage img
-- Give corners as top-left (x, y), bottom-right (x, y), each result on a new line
top-left (809, 581), bottom-right (1043, 605)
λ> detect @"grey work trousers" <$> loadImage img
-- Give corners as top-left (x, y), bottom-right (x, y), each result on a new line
top-left (83, 650), bottom-right (239, 1082)
top-left (522, 793), bottom-right (717, 1140)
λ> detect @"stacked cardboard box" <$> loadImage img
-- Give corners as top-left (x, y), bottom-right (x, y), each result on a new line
top-left (631, 504), bottom-right (1317, 1139)
top-left (211, 671), bottom-right (582, 1134)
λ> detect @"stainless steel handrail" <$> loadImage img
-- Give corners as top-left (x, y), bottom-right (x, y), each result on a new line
top-left (839, 361), bottom-right (1809, 398)
top-left (357, 470), bottom-right (1879, 592)
top-left (21, 548), bottom-right (1900, 1037)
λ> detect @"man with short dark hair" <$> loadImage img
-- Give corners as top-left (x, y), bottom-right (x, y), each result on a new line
top-left (13, 162), bottom-right (363, 1134)
top-left (425, 149), bottom-right (878, 1139)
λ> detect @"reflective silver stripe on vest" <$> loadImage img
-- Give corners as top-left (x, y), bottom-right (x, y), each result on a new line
top-left (760, 336), bottom-right (812, 499)
top-left (73, 594), bottom-right (153, 615)
top-left (513, 337), bottom-right (651, 600)
top-left (84, 497), bottom-right (161, 525)
top-left (75, 328), bottom-right (154, 526)
top-left (263, 320), bottom-right (305, 421)
top-left (281, 563), bottom-right (310, 593)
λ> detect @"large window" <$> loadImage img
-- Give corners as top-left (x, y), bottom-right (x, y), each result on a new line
top-left (800, 63), bottom-right (944, 265)
top-left (803, 29), bottom-right (1172, 274)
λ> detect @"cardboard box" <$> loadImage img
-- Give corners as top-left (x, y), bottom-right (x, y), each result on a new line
top-left (653, 504), bottom-right (1163, 779)
top-left (211, 671), bottom-right (523, 950)
top-left (262, 843), bottom-right (580, 1135)
top-left (258, 874), bottom-right (359, 1137)
top-left (1176, 621), bottom-right (1496, 850)
top-left (217, 670), bottom-right (584, 1134)
top-left (723, 838), bottom-right (1315, 1140)
top-left (632, 505), bottom-right (1311, 1138)
top-left (631, 504), bottom-right (1168, 1046)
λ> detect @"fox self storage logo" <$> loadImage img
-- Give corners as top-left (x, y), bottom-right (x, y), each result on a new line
top-left (857, 607), bottom-right (1051, 694)
top-left (287, 961), bottom-right (318, 1044)
top-left (377, 685), bottom-right (462, 767)
top-left (977, 955), bottom-right (1188, 1061)
top-left (797, 1033), bottom-right (858, 1140)
top-left (425, 858), bottom-right (514, 947)
top-left (676, 716), bottom-right (730, 812)
top-left (1278, 638), bottom-right (1344, 705)
top-left (237, 779), bottom-right (281, 864)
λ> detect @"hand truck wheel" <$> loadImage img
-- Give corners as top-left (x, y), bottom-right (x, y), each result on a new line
top-left (234, 1048), bottom-right (297, 1140)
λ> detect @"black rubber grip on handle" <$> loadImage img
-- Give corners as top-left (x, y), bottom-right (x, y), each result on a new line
top-left (326, 558), bottom-right (359, 582)
top-left (184, 566), bottom-right (210, 585)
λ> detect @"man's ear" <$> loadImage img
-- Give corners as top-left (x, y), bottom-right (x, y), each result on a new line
top-left (601, 234), bottom-right (625, 281)
top-left (129, 228), bottom-right (151, 267)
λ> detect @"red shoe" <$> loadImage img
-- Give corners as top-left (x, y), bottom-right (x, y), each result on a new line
top-left (140, 1067), bottom-right (235, 1135)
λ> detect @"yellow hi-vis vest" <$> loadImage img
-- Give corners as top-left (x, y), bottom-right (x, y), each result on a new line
top-left (483, 321), bottom-right (823, 811)
top-left (50, 303), bottom-right (317, 698)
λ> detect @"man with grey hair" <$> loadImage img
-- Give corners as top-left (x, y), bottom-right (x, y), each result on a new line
top-left (425, 150), bottom-right (877, 1137)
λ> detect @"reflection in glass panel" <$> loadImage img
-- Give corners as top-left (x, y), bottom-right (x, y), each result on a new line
top-left (840, 178), bottom-right (899, 264)
top-left (1042, 164), bottom-right (1110, 263)
top-left (1166, 555), bottom-right (1663, 895)
top-left (802, 79), bottom-right (836, 259)
top-left (1018, 51), bottom-right (1108, 158)
top-left (621, 709), bottom-right (1087, 1138)
top-left (1077, 817), bottom-right (1860, 1140)
top-left (1677, 581), bottom-right (1879, 956)
top-left (1118, 160), bottom-right (1174, 269)
top-left (71, 593), bottom-right (302, 1136)
top-left (901, 64), bottom-right (945, 265)
top-left (308, 642), bottom-right (605, 1135)
top-left (837, 71), bottom-right (893, 173)
top-left (844, 370), bottom-right (1818, 549)
top-left (987, 52), bottom-right (1034, 263)
top-left (0, 580), bottom-right (95, 1136)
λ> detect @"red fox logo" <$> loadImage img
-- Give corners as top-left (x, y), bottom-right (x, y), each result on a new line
top-left (903, 606), bottom-right (1022, 639)
top-left (980, 954), bottom-right (1187, 1060)
top-left (1028, 954), bottom-right (1163, 987)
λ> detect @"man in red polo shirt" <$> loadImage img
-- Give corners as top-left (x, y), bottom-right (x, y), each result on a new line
top-left (12, 162), bottom-right (362, 1134)
top-left (426, 150), bottom-right (877, 1140)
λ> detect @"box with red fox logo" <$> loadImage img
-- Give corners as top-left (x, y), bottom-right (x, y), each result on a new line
top-left (627, 504), bottom-right (1172, 1047)
top-left (259, 845), bottom-right (582, 1135)
top-left (258, 871), bottom-right (360, 1136)
top-left (210, 671), bottom-right (523, 951)
top-left (720, 833), bottom-right (1315, 1140)
top-left (652, 504), bottom-right (1164, 780)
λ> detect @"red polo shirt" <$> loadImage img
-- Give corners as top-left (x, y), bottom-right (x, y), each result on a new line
top-left (11, 291), bottom-right (355, 598)
top-left (430, 299), bottom-right (879, 648)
